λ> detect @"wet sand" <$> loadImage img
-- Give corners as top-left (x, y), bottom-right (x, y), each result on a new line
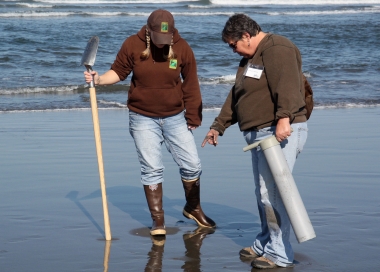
top-left (1, 108), bottom-right (380, 271)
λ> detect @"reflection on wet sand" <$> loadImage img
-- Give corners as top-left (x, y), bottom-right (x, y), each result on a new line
top-left (145, 236), bottom-right (166, 272)
top-left (143, 227), bottom-right (215, 272)
top-left (103, 240), bottom-right (111, 272)
top-left (181, 227), bottom-right (215, 272)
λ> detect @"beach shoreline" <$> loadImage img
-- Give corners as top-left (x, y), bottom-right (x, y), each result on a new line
top-left (1, 108), bottom-right (380, 271)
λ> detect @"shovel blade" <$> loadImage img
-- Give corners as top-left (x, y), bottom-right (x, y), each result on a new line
top-left (81, 36), bottom-right (99, 67)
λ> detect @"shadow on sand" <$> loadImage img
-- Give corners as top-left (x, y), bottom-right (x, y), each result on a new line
top-left (67, 185), bottom-right (260, 244)
top-left (67, 186), bottom-right (317, 271)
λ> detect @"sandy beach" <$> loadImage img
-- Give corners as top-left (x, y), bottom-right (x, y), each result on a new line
top-left (1, 108), bottom-right (380, 271)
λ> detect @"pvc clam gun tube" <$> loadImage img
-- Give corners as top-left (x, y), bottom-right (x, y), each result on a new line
top-left (243, 136), bottom-right (316, 243)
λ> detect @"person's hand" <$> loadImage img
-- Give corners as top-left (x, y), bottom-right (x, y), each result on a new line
top-left (188, 125), bottom-right (197, 130)
top-left (275, 117), bottom-right (292, 142)
top-left (84, 70), bottom-right (99, 85)
top-left (201, 129), bottom-right (219, 147)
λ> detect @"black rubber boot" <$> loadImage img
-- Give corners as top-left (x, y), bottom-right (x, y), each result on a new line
top-left (182, 178), bottom-right (216, 228)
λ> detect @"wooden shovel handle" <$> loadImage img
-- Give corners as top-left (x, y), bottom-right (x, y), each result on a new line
top-left (89, 87), bottom-right (112, 241)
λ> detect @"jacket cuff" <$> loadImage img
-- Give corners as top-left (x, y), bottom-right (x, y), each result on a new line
top-left (210, 121), bottom-right (226, 136)
top-left (276, 111), bottom-right (294, 122)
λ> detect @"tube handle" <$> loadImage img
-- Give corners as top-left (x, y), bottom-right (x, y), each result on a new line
top-left (243, 141), bottom-right (261, 152)
top-left (243, 136), bottom-right (280, 152)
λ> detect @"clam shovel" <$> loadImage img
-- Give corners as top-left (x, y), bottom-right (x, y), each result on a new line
top-left (81, 36), bottom-right (112, 241)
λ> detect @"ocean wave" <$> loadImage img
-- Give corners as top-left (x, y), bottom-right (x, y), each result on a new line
top-left (209, 0), bottom-right (380, 5)
top-left (0, 86), bottom-right (80, 95)
top-left (199, 74), bottom-right (236, 84)
top-left (34, 0), bottom-right (199, 4)
top-left (200, 73), bottom-right (313, 84)
top-left (0, 108), bottom-right (92, 114)
top-left (303, 72), bottom-right (312, 78)
top-left (3, 7), bottom-right (378, 19)
top-left (2, 103), bottom-right (380, 114)
top-left (0, 11), bottom-right (73, 17)
top-left (188, 5), bottom-right (212, 9)
top-left (267, 6), bottom-right (380, 16)
top-left (203, 103), bottom-right (380, 110)
top-left (97, 99), bottom-right (127, 108)
top-left (314, 103), bottom-right (380, 109)
top-left (17, 0), bottom-right (380, 5)
top-left (0, 10), bottom-right (234, 18)
top-left (16, 3), bottom-right (54, 8)
top-left (173, 11), bottom-right (233, 16)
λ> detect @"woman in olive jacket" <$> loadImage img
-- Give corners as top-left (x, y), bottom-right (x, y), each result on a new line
top-left (202, 14), bottom-right (308, 269)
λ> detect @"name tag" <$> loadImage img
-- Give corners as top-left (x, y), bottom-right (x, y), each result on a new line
top-left (244, 64), bottom-right (264, 79)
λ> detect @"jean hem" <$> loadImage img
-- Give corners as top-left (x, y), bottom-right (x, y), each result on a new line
top-left (141, 180), bottom-right (163, 186)
top-left (180, 173), bottom-right (202, 181)
top-left (262, 253), bottom-right (294, 268)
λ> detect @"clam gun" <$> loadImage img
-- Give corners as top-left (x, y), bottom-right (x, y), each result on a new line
top-left (243, 136), bottom-right (316, 243)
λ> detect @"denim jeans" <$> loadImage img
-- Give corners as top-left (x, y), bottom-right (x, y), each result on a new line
top-left (129, 110), bottom-right (202, 185)
top-left (243, 122), bottom-right (308, 267)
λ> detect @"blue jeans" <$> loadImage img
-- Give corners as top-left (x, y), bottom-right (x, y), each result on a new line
top-left (243, 122), bottom-right (308, 267)
top-left (129, 110), bottom-right (202, 186)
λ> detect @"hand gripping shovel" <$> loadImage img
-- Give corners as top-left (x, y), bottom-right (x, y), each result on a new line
top-left (81, 36), bottom-right (112, 241)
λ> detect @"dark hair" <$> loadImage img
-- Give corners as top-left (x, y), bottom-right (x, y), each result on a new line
top-left (222, 13), bottom-right (262, 42)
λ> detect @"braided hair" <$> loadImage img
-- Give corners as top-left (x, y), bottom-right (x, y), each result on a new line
top-left (140, 27), bottom-right (151, 60)
top-left (140, 27), bottom-right (176, 61)
top-left (164, 36), bottom-right (176, 60)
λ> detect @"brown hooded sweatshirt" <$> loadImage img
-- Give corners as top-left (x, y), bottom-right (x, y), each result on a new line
top-left (110, 26), bottom-right (202, 127)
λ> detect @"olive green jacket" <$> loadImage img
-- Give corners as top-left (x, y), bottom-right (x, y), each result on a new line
top-left (211, 33), bottom-right (307, 135)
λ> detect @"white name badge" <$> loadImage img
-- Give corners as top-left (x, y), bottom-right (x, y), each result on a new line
top-left (244, 64), bottom-right (264, 79)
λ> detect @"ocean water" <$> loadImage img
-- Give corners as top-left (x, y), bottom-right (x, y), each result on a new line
top-left (1, 0), bottom-right (380, 112)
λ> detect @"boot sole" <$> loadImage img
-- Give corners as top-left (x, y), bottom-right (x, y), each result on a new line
top-left (239, 247), bottom-right (259, 259)
top-left (183, 210), bottom-right (216, 228)
top-left (150, 229), bottom-right (166, 236)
